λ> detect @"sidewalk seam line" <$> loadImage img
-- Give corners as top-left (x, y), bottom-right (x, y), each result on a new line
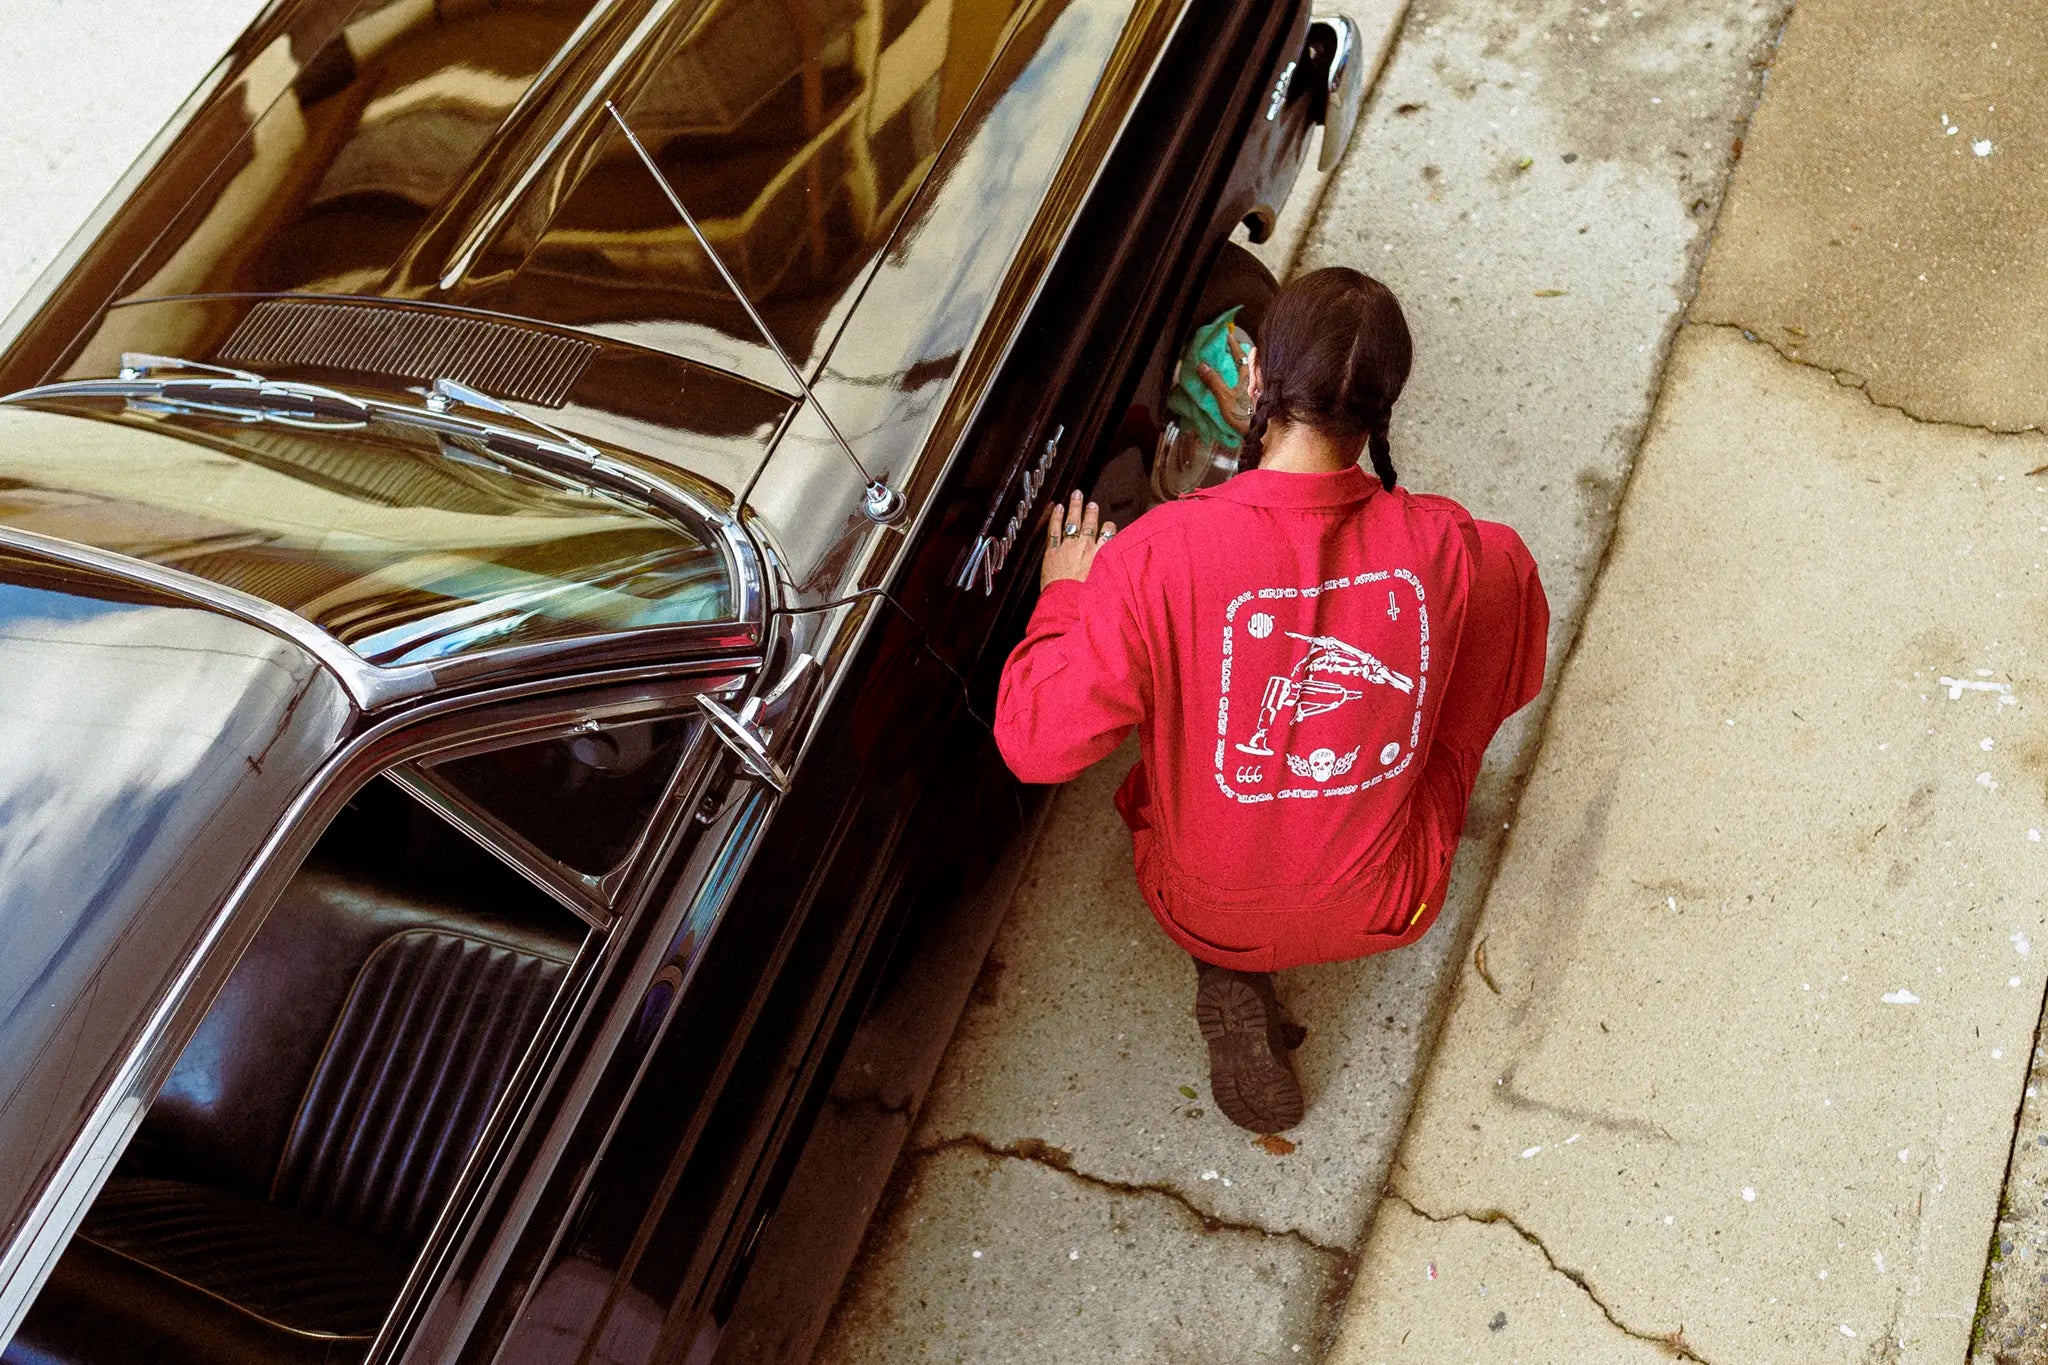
top-left (1385, 1190), bottom-right (1713, 1362)
top-left (1966, 960), bottom-right (2048, 1351)
top-left (1315, 6), bottom-right (1798, 1352)
top-left (914, 1132), bottom-right (1354, 1263)
top-left (1685, 319), bottom-right (2048, 439)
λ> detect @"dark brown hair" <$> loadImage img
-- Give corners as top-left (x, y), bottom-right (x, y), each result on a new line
top-left (1242, 267), bottom-right (1412, 491)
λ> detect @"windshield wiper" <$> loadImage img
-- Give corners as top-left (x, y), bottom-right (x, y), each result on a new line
top-left (1, 355), bottom-right (601, 473)
top-left (423, 376), bottom-right (599, 460)
top-left (137, 377), bottom-right (375, 428)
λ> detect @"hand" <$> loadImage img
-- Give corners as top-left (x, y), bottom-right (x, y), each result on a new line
top-left (1041, 489), bottom-right (1116, 588)
top-left (1195, 323), bottom-right (1257, 436)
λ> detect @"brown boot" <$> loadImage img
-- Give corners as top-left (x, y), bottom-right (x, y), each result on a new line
top-left (1194, 961), bottom-right (1305, 1133)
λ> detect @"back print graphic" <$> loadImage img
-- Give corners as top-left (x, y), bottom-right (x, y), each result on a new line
top-left (1215, 571), bottom-right (1430, 802)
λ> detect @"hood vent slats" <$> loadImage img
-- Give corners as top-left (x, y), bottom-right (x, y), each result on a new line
top-left (219, 300), bottom-right (598, 408)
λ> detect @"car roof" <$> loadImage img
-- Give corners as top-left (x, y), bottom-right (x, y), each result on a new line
top-left (0, 546), bottom-right (355, 1268)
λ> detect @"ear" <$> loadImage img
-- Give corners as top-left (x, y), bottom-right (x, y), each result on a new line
top-left (1244, 349), bottom-right (1263, 404)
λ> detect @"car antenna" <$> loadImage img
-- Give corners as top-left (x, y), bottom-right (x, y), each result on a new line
top-left (604, 100), bottom-right (906, 525)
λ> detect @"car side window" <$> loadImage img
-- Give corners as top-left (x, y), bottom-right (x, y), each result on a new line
top-left (3, 768), bottom-right (593, 1365)
top-left (416, 714), bottom-right (698, 881)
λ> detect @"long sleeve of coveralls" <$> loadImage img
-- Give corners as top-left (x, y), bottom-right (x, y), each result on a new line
top-left (994, 465), bottom-right (1548, 972)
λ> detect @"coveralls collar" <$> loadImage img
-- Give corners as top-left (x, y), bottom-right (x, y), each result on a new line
top-left (1208, 464), bottom-right (1382, 509)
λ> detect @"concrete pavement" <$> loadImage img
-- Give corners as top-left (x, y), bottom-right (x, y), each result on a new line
top-left (0, 1), bottom-right (267, 324)
top-left (1329, 1), bottom-right (2048, 1360)
top-left (20, 4), bottom-right (2040, 1362)
top-left (820, 0), bottom-right (1792, 1358)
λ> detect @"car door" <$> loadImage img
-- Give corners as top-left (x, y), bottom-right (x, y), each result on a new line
top-left (889, 0), bottom-right (1312, 703)
top-left (464, 591), bottom-right (1008, 1365)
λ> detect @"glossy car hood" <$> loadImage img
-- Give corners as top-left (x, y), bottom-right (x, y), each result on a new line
top-left (63, 0), bottom-right (1037, 396)
top-left (3, 0), bottom-right (1182, 606)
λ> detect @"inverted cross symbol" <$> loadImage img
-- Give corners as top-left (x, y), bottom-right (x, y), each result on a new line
top-left (1387, 591), bottom-right (1400, 621)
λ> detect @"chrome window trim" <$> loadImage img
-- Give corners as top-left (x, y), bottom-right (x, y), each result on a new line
top-left (418, 789), bottom-right (780, 1365)
top-left (388, 688), bottom-right (739, 927)
top-left (435, 0), bottom-right (693, 290)
top-left (387, 769), bottom-right (613, 926)
top-left (379, 756), bottom-right (779, 1363)
top-left (0, 522), bottom-right (402, 705)
top-left (0, 665), bottom-right (750, 1357)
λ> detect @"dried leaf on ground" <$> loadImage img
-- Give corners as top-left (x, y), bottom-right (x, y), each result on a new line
top-left (1179, 1084), bottom-right (1198, 1100)
top-left (1475, 939), bottom-right (1502, 994)
top-left (1256, 1134), bottom-right (1296, 1156)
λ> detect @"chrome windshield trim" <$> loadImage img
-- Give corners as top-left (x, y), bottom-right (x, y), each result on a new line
top-left (2, 374), bottom-right (723, 531)
top-left (0, 525), bottom-right (765, 710)
top-left (0, 523), bottom-right (402, 709)
top-left (0, 381), bottom-right (770, 705)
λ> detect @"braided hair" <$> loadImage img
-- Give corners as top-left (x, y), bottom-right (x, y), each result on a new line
top-left (1238, 268), bottom-right (1411, 491)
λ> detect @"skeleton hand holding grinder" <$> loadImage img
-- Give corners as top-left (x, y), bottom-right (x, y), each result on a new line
top-left (1236, 631), bottom-right (1414, 758)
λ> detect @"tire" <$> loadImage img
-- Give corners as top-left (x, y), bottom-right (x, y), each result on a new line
top-left (1188, 240), bottom-right (1279, 343)
top-left (1148, 242), bottom-right (1279, 503)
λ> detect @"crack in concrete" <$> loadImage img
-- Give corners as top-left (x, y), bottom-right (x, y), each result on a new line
top-left (914, 1132), bottom-right (1353, 1264)
top-left (1688, 320), bottom-right (2048, 441)
top-left (1492, 1078), bottom-right (1683, 1146)
top-left (1386, 1191), bottom-right (1713, 1362)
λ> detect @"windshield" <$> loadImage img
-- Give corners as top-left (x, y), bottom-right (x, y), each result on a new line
top-left (0, 400), bottom-right (733, 667)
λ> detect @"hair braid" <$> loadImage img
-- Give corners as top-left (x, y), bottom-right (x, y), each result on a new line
top-left (1240, 384), bottom-right (1281, 469)
top-left (1367, 430), bottom-right (1397, 492)
top-left (1337, 282), bottom-right (1398, 491)
top-left (1232, 266), bottom-right (1410, 486)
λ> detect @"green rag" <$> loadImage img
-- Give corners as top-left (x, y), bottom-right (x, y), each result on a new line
top-left (1164, 306), bottom-right (1245, 451)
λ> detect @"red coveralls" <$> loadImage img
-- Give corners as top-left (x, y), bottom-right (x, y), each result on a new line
top-left (994, 465), bottom-right (1548, 971)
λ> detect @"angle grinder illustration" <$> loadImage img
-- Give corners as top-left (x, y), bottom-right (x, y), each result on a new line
top-left (1235, 630), bottom-right (1414, 758)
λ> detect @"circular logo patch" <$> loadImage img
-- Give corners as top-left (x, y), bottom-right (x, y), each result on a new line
top-left (1247, 612), bottom-right (1274, 639)
top-left (1379, 742), bottom-right (1401, 765)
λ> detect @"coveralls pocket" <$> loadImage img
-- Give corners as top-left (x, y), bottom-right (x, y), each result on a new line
top-left (1163, 909), bottom-right (1280, 972)
top-left (1135, 849), bottom-right (1279, 971)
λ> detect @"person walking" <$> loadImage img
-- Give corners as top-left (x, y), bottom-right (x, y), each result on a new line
top-left (992, 268), bottom-right (1548, 1133)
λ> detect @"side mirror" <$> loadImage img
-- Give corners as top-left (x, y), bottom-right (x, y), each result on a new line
top-left (1310, 14), bottom-right (1365, 174)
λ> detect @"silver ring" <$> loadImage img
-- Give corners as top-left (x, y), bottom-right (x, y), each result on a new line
top-left (1064, 523), bottom-right (1079, 537)
top-left (1098, 528), bottom-right (1115, 543)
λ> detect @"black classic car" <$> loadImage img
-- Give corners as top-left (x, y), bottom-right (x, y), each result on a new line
top-left (0, 2), bottom-right (1360, 1361)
